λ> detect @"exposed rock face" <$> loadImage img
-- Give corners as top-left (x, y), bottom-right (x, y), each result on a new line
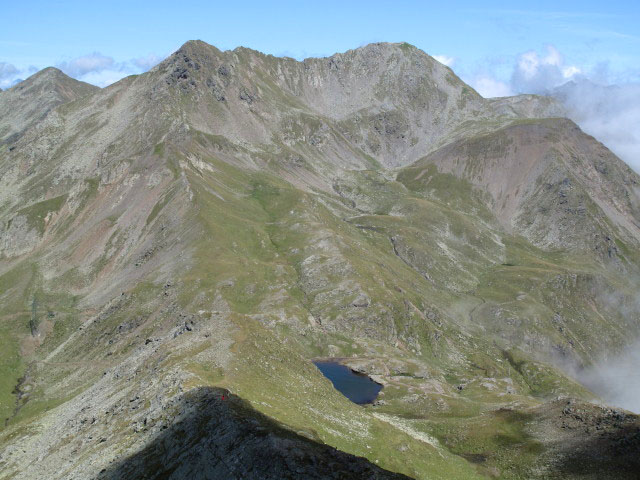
top-left (1, 41), bottom-right (640, 480)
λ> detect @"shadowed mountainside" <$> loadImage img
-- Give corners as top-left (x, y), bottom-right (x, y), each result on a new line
top-left (98, 387), bottom-right (412, 480)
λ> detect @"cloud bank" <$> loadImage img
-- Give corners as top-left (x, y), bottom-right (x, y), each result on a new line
top-left (554, 80), bottom-right (640, 170)
top-left (57, 52), bottom-right (115, 78)
top-left (469, 45), bottom-right (640, 171)
top-left (0, 62), bottom-right (18, 80)
top-left (0, 52), bottom-right (167, 90)
top-left (469, 45), bottom-right (583, 97)
top-left (472, 75), bottom-right (513, 98)
top-left (55, 52), bottom-right (166, 87)
top-left (573, 342), bottom-right (640, 414)
top-left (133, 54), bottom-right (164, 71)
top-left (0, 62), bottom-right (20, 89)
top-left (511, 45), bottom-right (581, 93)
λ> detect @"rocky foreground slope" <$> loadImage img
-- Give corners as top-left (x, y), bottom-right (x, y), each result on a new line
top-left (0, 41), bottom-right (639, 479)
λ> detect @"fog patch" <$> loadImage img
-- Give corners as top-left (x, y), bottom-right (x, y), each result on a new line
top-left (506, 45), bottom-right (640, 171)
top-left (552, 81), bottom-right (640, 171)
top-left (57, 52), bottom-right (116, 78)
top-left (510, 45), bottom-right (580, 94)
top-left (468, 44), bottom-right (640, 171)
top-left (572, 342), bottom-right (640, 414)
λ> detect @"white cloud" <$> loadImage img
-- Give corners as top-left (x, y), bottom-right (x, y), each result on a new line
top-left (553, 80), bottom-right (640, 171)
top-left (50, 51), bottom-right (167, 87)
top-left (562, 65), bottom-right (581, 78)
top-left (133, 54), bottom-right (164, 71)
top-left (463, 45), bottom-right (640, 170)
top-left (511, 45), bottom-right (581, 93)
top-left (433, 54), bottom-right (455, 67)
top-left (470, 75), bottom-right (513, 98)
top-left (57, 52), bottom-right (115, 77)
top-left (573, 338), bottom-right (640, 414)
top-left (0, 62), bottom-right (20, 89)
top-left (0, 62), bottom-right (18, 79)
top-left (79, 70), bottom-right (131, 88)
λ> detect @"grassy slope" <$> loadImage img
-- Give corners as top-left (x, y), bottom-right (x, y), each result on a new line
top-left (154, 139), bottom-right (617, 478)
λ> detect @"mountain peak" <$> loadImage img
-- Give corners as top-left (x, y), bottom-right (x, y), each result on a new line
top-left (149, 39), bottom-right (489, 167)
top-left (17, 66), bottom-right (68, 87)
top-left (0, 66), bottom-right (99, 144)
top-left (177, 39), bottom-right (222, 54)
top-left (11, 66), bottom-right (98, 94)
top-left (34, 66), bottom-right (65, 77)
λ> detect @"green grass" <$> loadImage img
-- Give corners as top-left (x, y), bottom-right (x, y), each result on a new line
top-left (0, 325), bottom-right (25, 423)
top-left (0, 263), bottom-right (38, 424)
top-left (16, 194), bottom-right (68, 234)
top-left (221, 317), bottom-right (485, 480)
top-left (424, 408), bottom-right (546, 478)
top-left (145, 186), bottom-right (176, 226)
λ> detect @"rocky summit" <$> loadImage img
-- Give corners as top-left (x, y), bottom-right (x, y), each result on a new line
top-left (1, 40), bottom-right (639, 479)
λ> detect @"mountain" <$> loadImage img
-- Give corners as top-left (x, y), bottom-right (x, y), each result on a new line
top-left (0, 67), bottom-right (98, 145)
top-left (0, 41), bottom-right (639, 479)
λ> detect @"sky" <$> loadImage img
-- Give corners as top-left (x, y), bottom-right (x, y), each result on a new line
top-left (1, 0), bottom-right (639, 166)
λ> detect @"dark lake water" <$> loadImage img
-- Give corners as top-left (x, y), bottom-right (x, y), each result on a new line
top-left (313, 361), bottom-right (382, 405)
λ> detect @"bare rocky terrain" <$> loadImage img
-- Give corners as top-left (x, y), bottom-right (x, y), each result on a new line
top-left (0, 40), bottom-right (639, 479)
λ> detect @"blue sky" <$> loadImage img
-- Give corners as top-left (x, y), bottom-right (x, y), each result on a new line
top-left (1, 0), bottom-right (639, 92)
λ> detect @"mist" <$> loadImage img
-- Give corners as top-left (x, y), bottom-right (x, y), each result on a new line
top-left (550, 79), bottom-right (640, 410)
top-left (573, 342), bottom-right (640, 414)
top-left (471, 46), bottom-right (640, 172)
top-left (552, 81), bottom-right (640, 172)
